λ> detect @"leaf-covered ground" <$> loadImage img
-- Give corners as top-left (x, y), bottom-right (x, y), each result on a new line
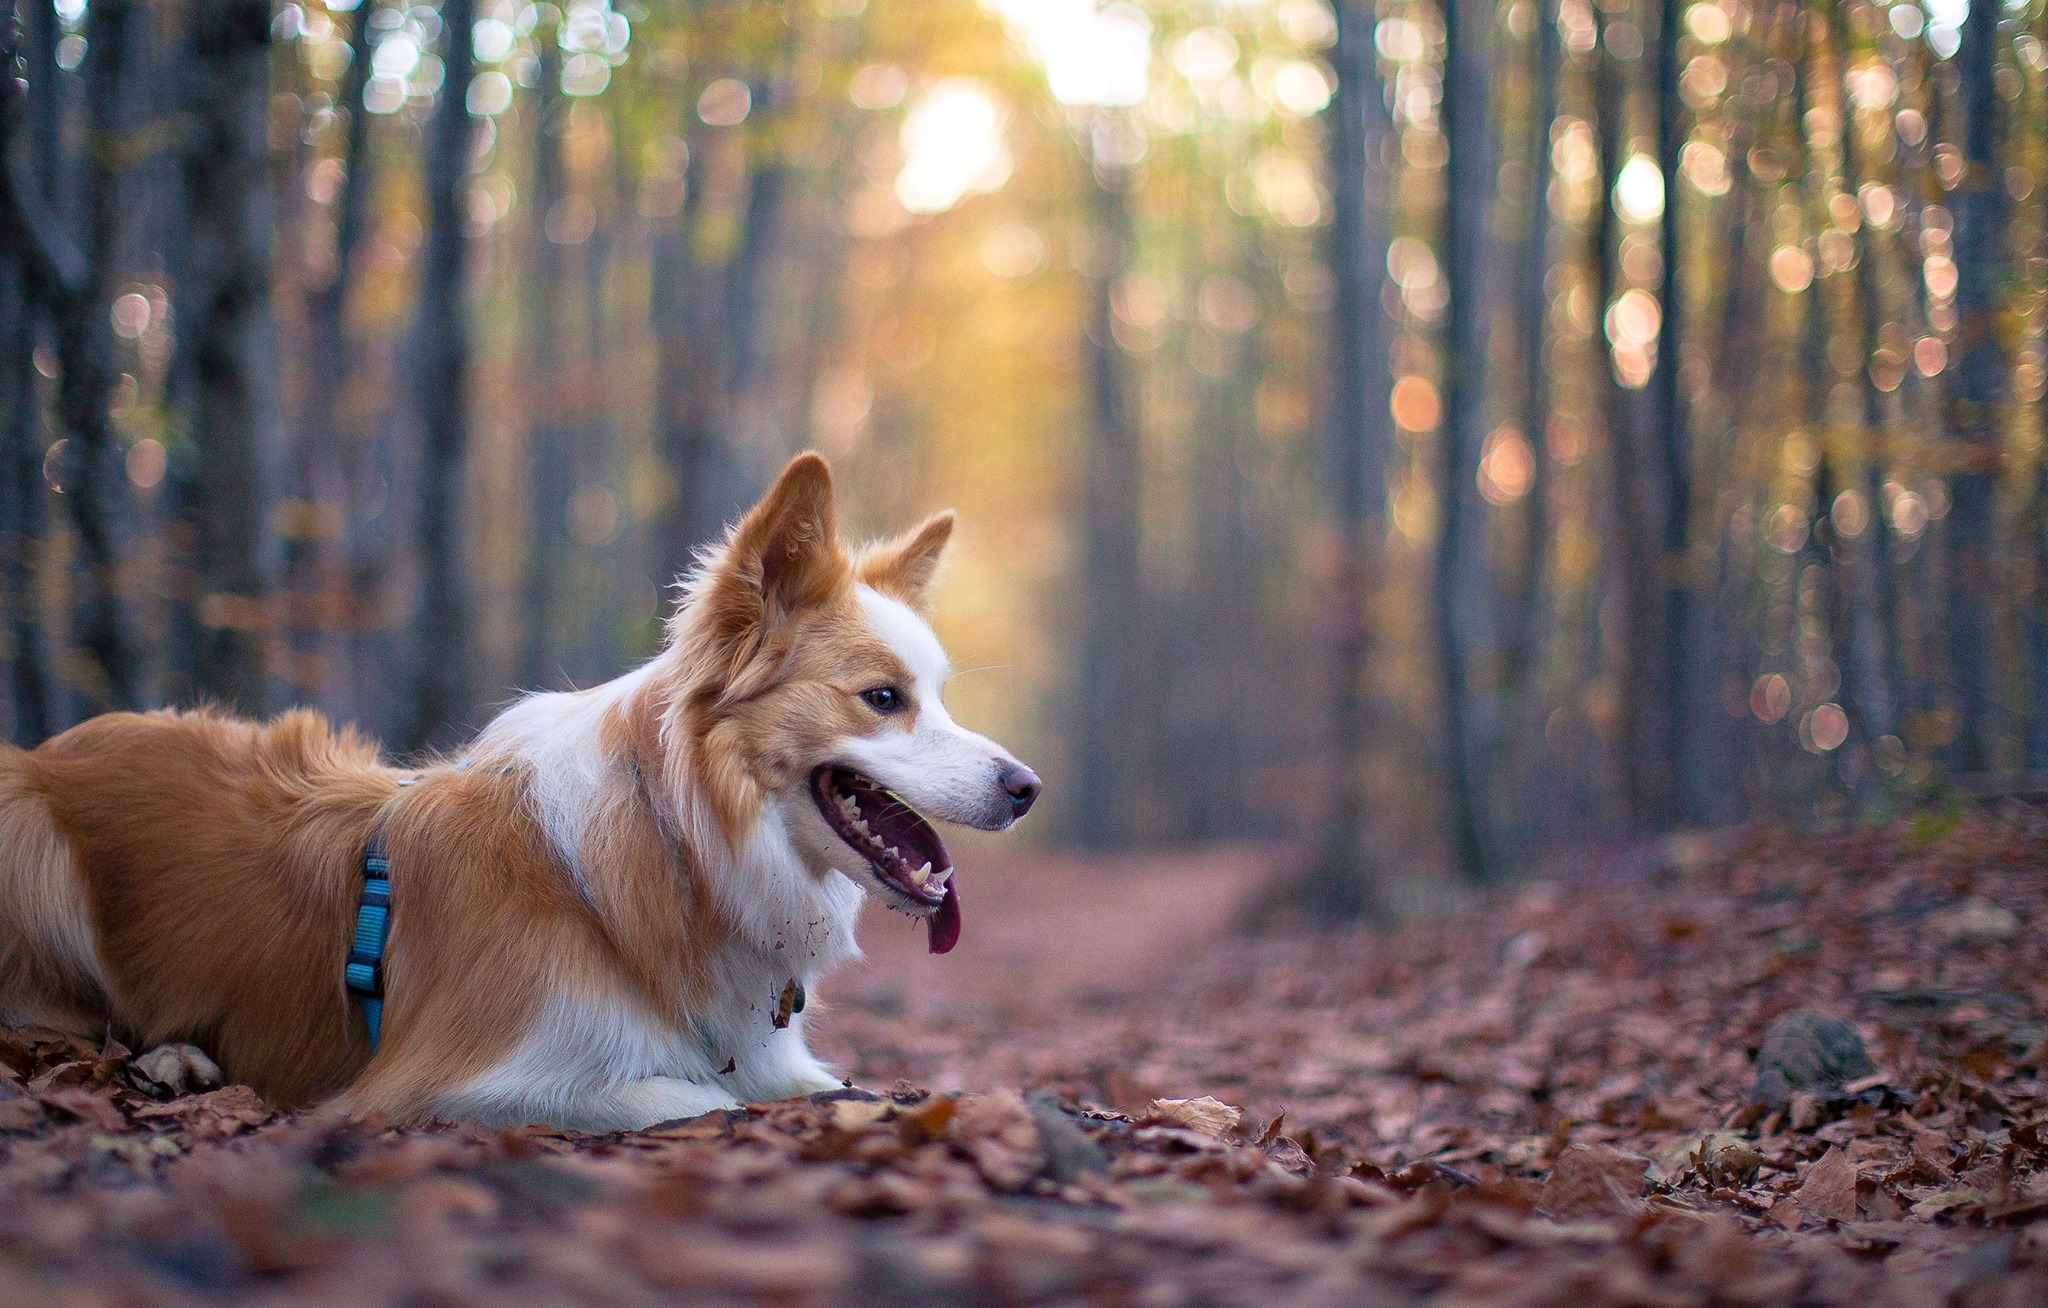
top-left (3, 813), bottom-right (2047, 1305)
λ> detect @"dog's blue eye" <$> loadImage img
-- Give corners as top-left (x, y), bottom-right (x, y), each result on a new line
top-left (860, 686), bottom-right (904, 714)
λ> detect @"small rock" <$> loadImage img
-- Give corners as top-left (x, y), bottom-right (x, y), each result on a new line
top-left (1753, 1012), bottom-right (1875, 1111)
top-left (807, 1085), bottom-right (883, 1106)
top-left (1025, 1090), bottom-right (1108, 1182)
top-left (128, 1044), bottom-right (223, 1099)
top-left (1501, 931), bottom-right (1546, 970)
top-left (886, 1079), bottom-right (928, 1105)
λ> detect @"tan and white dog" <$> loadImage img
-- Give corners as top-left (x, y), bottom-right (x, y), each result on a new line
top-left (0, 454), bottom-right (1040, 1131)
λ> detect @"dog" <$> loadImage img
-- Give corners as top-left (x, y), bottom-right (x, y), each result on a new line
top-left (0, 453), bottom-right (1040, 1131)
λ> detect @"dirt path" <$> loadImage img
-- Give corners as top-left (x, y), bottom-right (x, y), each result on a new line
top-left (0, 817), bottom-right (2045, 1305)
top-left (836, 839), bottom-right (1285, 1006)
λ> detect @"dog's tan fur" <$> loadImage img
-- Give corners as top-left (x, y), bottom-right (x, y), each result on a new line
top-left (0, 455), bottom-right (1025, 1127)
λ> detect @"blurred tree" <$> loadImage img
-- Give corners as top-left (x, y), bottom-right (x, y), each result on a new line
top-left (0, 6), bottom-right (54, 743)
top-left (1071, 121), bottom-right (1143, 850)
top-left (1943, 0), bottom-right (2007, 774)
top-left (168, 0), bottom-right (275, 714)
top-left (50, 0), bottom-right (140, 712)
top-left (519, 36), bottom-right (569, 690)
top-left (650, 40), bottom-right (710, 591)
top-left (408, 0), bottom-right (477, 750)
top-left (1650, 0), bottom-right (1699, 820)
top-left (1501, 0), bottom-right (1559, 700)
top-left (1825, 4), bottom-right (1898, 787)
top-left (1315, 0), bottom-right (1389, 915)
top-left (1435, 0), bottom-right (1497, 880)
top-left (0, 226), bottom-right (34, 745)
top-left (291, 0), bottom-right (381, 721)
top-left (1592, 0), bottom-right (1672, 830)
top-left (654, 11), bottom-right (800, 581)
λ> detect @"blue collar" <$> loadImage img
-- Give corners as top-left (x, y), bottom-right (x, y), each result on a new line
top-left (347, 774), bottom-right (428, 1050)
top-left (346, 826), bottom-right (395, 1049)
top-left (347, 764), bottom-right (478, 1051)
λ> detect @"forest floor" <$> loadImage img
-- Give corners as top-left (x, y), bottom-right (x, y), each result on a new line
top-left (1, 814), bottom-right (2046, 1305)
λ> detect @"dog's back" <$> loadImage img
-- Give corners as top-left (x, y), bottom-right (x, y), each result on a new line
top-left (0, 709), bottom-right (399, 1103)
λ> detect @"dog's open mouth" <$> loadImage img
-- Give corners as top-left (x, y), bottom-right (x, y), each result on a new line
top-left (811, 766), bottom-right (961, 954)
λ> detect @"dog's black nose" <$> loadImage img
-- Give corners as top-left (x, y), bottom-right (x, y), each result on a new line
top-left (999, 763), bottom-right (1042, 818)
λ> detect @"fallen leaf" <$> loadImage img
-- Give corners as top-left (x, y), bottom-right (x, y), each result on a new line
top-left (1539, 1143), bottom-right (1649, 1220)
top-left (828, 1098), bottom-right (888, 1131)
top-left (38, 1086), bottom-right (127, 1132)
top-left (1793, 1146), bottom-right (1859, 1226)
top-left (1149, 1096), bottom-right (1242, 1139)
top-left (949, 1089), bottom-right (1044, 1192)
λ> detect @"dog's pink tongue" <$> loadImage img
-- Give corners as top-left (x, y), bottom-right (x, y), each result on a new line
top-left (928, 879), bottom-right (961, 954)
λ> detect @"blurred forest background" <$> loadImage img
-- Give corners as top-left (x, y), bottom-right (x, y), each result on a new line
top-left (1, 0), bottom-right (2045, 903)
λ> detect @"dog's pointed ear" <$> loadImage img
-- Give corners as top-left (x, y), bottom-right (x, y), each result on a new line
top-left (857, 510), bottom-right (955, 614)
top-left (720, 453), bottom-right (847, 624)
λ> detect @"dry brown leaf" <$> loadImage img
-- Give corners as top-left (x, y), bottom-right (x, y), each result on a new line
top-left (1793, 1146), bottom-right (1859, 1226)
top-left (1538, 1143), bottom-right (1649, 1220)
top-left (828, 1098), bottom-right (889, 1132)
top-left (948, 1089), bottom-right (1044, 1192)
top-left (1149, 1096), bottom-right (1242, 1139)
top-left (38, 1086), bottom-right (128, 1132)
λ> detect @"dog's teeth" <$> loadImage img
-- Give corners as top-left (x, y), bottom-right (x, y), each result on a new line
top-left (930, 867), bottom-right (950, 888)
top-left (907, 862), bottom-right (931, 888)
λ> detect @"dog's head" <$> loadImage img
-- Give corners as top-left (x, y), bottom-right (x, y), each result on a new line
top-left (656, 453), bottom-right (1039, 953)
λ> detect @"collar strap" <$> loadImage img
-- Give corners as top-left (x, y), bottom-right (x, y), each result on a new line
top-left (348, 775), bottom-right (421, 1050)
top-left (346, 829), bottom-right (393, 1049)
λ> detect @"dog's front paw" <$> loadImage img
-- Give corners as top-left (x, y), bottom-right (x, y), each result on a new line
top-left (789, 1067), bottom-right (852, 1098)
top-left (129, 1044), bottom-right (224, 1098)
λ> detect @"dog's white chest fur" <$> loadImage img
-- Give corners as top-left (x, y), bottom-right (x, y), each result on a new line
top-left (436, 681), bottom-right (862, 1133)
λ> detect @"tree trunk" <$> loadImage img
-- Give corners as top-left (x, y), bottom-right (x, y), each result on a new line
top-left (1501, 0), bottom-right (1558, 694)
top-left (1651, 0), bottom-right (1701, 820)
top-left (1313, 0), bottom-right (1390, 916)
top-left (655, 58), bottom-right (796, 584)
top-left (1943, 0), bottom-right (2005, 773)
top-left (407, 0), bottom-right (476, 750)
top-left (1071, 132), bottom-right (1143, 850)
top-left (0, 242), bottom-right (44, 745)
top-left (1832, 3), bottom-right (1900, 762)
top-left (1592, 5), bottom-right (1671, 830)
top-left (1435, 0), bottom-right (1496, 880)
top-left (724, 131), bottom-right (788, 440)
top-left (518, 39), bottom-right (569, 689)
top-left (652, 114), bottom-right (707, 592)
top-left (0, 15), bottom-right (51, 744)
top-left (294, 0), bottom-right (380, 722)
top-left (169, 0), bottom-right (275, 714)
top-left (51, 0), bottom-right (140, 711)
